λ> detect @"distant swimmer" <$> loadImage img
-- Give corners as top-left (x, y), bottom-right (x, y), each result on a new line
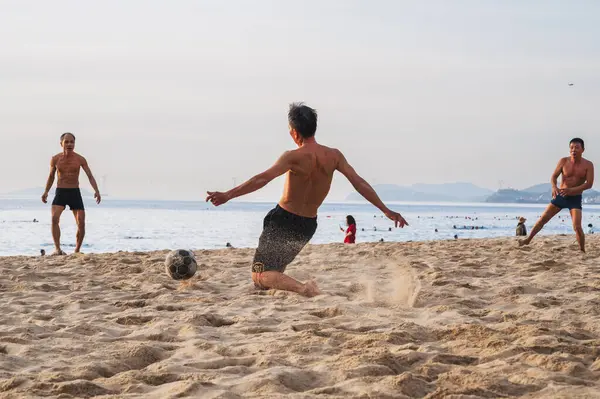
top-left (41, 133), bottom-right (101, 255)
top-left (519, 138), bottom-right (594, 252)
top-left (206, 103), bottom-right (408, 297)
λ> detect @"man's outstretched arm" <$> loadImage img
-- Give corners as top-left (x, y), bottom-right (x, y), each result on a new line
top-left (335, 150), bottom-right (408, 228)
top-left (206, 151), bottom-right (294, 206)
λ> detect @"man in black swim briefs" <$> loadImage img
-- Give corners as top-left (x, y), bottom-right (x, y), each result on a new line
top-left (206, 103), bottom-right (409, 297)
top-left (519, 138), bottom-right (594, 252)
top-left (41, 133), bottom-right (102, 255)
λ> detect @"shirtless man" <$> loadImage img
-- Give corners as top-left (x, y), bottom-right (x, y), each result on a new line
top-left (41, 133), bottom-right (101, 255)
top-left (206, 103), bottom-right (409, 297)
top-left (519, 138), bottom-right (594, 252)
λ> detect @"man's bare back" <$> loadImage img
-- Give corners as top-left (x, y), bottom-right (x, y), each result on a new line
top-left (278, 143), bottom-right (339, 218)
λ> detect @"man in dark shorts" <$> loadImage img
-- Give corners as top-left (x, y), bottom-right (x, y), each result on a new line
top-left (41, 133), bottom-right (102, 255)
top-left (519, 138), bottom-right (594, 252)
top-left (206, 103), bottom-right (408, 297)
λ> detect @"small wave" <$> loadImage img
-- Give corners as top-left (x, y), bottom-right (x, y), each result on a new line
top-left (124, 236), bottom-right (148, 240)
top-left (40, 243), bottom-right (92, 248)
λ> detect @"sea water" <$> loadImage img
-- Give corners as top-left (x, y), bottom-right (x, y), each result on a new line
top-left (1, 197), bottom-right (598, 256)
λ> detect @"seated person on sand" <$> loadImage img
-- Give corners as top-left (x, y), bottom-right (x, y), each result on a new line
top-left (515, 217), bottom-right (527, 236)
top-left (206, 103), bottom-right (408, 297)
top-left (588, 224), bottom-right (594, 235)
top-left (519, 138), bottom-right (594, 252)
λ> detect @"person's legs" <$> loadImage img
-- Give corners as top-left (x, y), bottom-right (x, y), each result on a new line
top-left (251, 206), bottom-right (319, 296)
top-left (73, 210), bottom-right (86, 253)
top-left (570, 208), bottom-right (585, 252)
top-left (51, 205), bottom-right (66, 255)
top-left (519, 203), bottom-right (562, 246)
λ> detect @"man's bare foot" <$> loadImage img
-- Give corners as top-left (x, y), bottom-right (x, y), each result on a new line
top-left (301, 280), bottom-right (321, 297)
top-left (518, 239), bottom-right (529, 247)
top-left (51, 249), bottom-right (67, 256)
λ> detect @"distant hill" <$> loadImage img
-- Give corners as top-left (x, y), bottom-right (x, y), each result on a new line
top-left (522, 183), bottom-right (552, 194)
top-left (345, 182), bottom-right (493, 203)
top-left (411, 182), bottom-right (494, 200)
top-left (486, 187), bottom-right (600, 204)
top-left (1, 187), bottom-right (95, 198)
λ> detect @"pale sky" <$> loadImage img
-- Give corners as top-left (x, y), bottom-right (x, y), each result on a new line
top-left (1, 0), bottom-right (599, 201)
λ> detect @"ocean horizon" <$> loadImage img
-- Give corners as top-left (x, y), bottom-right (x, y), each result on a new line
top-left (1, 197), bottom-right (598, 257)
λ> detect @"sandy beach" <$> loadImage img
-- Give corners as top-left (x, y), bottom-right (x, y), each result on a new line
top-left (1, 235), bottom-right (600, 398)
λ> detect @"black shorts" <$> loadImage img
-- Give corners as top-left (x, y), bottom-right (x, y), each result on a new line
top-left (252, 205), bottom-right (317, 274)
top-left (52, 188), bottom-right (85, 210)
top-left (551, 194), bottom-right (582, 210)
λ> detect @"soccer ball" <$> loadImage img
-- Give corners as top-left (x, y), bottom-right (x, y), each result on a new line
top-left (165, 249), bottom-right (198, 280)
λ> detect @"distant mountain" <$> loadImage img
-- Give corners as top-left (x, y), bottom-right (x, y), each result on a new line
top-left (522, 183), bottom-right (552, 194)
top-left (1, 187), bottom-right (95, 198)
top-left (345, 182), bottom-right (493, 202)
top-left (486, 187), bottom-right (600, 204)
top-left (411, 182), bottom-right (494, 200)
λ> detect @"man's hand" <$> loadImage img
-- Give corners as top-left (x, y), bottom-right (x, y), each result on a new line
top-left (206, 191), bottom-right (230, 206)
top-left (41, 191), bottom-right (48, 204)
top-left (552, 185), bottom-right (559, 199)
top-left (384, 209), bottom-right (409, 228)
top-left (559, 187), bottom-right (574, 196)
top-left (94, 192), bottom-right (102, 204)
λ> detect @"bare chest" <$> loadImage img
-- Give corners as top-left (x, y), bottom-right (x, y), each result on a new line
top-left (56, 157), bottom-right (81, 174)
top-left (562, 162), bottom-right (587, 179)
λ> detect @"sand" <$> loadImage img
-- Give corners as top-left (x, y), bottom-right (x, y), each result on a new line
top-left (1, 235), bottom-right (600, 399)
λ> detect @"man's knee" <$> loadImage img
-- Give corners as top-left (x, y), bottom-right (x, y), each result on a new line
top-left (75, 212), bottom-right (86, 227)
top-left (573, 224), bottom-right (584, 234)
top-left (51, 215), bottom-right (61, 225)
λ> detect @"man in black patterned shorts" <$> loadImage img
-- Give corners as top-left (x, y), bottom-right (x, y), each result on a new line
top-left (207, 103), bottom-right (408, 297)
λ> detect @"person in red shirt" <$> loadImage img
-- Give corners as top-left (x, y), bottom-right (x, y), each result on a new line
top-left (340, 215), bottom-right (357, 244)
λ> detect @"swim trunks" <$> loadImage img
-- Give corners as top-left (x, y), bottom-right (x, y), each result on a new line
top-left (551, 194), bottom-right (582, 210)
top-left (52, 188), bottom-right (85, 210)
top-left (252, 205), bottom-right (317, 275)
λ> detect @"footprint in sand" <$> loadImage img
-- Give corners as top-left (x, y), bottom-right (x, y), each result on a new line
top-left (113, 300), bottom-right (147, 309)
top-left (114, 315), bottom-right (154, 325)
top-left (186, 313), bottom-right (235, 327)
top-left (308, 307), bottom-right (343, 319)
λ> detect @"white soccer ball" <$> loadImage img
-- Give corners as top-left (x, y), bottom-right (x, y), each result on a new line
top-left (165, 249), bottom-right (198, 280)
